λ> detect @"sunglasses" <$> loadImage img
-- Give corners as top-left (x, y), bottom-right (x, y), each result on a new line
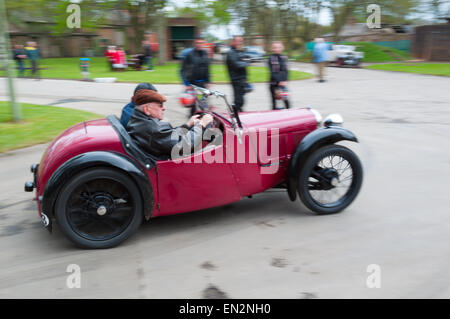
top-left (148, 102), bottom-right (164, 108)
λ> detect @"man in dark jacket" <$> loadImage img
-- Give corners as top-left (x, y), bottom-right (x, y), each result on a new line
top-left (120, 82), bottom-right (157, 127)
top-left (180, 36), bottom-right (211, 116)
top-left (127, 89), bottom-right (213, 161)
top-left (142, 40), bottom-right (153, 71)
top-left (13, 44), bottom-right (27, 77)
top-left (226, 36), bottom-right (249, 112)
top-left (268, 41), bottom-right (290, 109)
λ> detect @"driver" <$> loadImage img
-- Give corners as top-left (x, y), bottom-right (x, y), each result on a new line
top-left (127, 89), bottom-right (213, 161)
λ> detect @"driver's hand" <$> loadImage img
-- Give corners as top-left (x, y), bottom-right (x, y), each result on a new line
top-left (200, 114), bottom-right (213, 128)
top-left (187, 115), bottom-right (201, 127)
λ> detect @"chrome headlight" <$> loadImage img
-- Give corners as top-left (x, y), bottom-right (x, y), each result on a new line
top-left (309, 108), bottom-right (322, 127)
top-left (323, 114), bottom-right (344, 127)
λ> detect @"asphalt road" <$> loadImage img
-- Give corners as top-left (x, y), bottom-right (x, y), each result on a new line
top-left (0, 63), bottom-right (449, 298)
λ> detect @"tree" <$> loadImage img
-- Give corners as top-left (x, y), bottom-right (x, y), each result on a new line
top-left (324, 0), bottom-right (421, 41)
top-left (114, 0), bottom-right (166, 54)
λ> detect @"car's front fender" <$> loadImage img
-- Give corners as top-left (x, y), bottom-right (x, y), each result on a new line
top-left (41, 151), bottom-right (154, 231)
top-left (287, 127), bottom-right (358, 201)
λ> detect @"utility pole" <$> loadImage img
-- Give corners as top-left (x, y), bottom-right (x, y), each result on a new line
top-left (0, 0), bottom-right (22, 122)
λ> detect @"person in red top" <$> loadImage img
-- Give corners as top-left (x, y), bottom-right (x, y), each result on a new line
top-left (104, 45), bottom-right (116, 70)
top-left (108, 46), bottom-right (126, 71)
top-left (117, 47), bottom-right (127, 66)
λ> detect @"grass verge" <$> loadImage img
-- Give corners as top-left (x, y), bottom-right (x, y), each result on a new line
top-left (342, 42), bottom-right (411, 62)
top-left (0, 102), bottom-right (101, 153)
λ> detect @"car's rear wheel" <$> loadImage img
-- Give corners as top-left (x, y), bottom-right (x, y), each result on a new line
top-left (298, 145), bottom-right (363, 215)
top-left (55, 168), bottom-right (143, 249)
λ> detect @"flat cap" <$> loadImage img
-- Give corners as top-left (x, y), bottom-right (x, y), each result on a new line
top-left (132, 89), bottom-right (167, 106)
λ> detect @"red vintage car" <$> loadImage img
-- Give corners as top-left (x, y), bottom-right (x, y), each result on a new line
top-left (25, 87), bottom-right (363, 249)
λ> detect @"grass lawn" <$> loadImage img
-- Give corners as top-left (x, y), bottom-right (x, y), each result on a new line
top-left (0, 102), bottom-right (101, 153)
top-left (365, 63), bottom-right (450, 76)
top-left (343, 42), bottom-right (411, 62)
top-left (1, 57), bottom-right (312, 83)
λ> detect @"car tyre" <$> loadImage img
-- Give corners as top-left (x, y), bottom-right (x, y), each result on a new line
top-left (298, 144), bottom-right (363, 215)
top-left (55, 167), bottom-right (143, 249)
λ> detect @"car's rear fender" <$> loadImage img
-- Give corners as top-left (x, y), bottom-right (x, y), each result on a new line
top-left (42, 151), bottom-right (154, 231)
top-left (287, 127), bottom-right (358, 201)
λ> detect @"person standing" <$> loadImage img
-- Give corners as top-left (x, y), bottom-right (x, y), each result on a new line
top-left (25, 41), bottom-right (40, 78)
top-left (180, 36), bottom-right (211, 116)
top-left (13, 44), bottom-right (27, 77)
top-left (268, 41), bottom-right (290, 110)
top-left (142, 40), bottom-right (154, 72)
top-left (226, 36), bottom-right (249, 113)
top-left (313, 38), bottom-right (329, 83)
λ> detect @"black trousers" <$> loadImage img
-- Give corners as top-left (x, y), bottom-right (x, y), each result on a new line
top-left (270, 83), bottom-right (290, 110)
top-left (231, 81), bottom-right (245, 112)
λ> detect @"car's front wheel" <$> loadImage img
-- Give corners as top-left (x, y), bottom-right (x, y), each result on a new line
top-left (55, 167), bottom-right (143, 249)
top-left (298, 144), bottom-right (363, 215)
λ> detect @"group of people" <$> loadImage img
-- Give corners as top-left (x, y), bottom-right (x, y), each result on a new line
top-left (104, 40), bottom-right (154, 72)
top-left (180, 35), bottom-right (291, 115)
top-left (116, 35), bottom-right (292, 162)
top-left (13, 42), bottom-right (41, 78)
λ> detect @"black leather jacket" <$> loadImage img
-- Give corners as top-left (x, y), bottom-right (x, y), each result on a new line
top-left (268, 54), bottom-right (289, 83)
top-left (226, 46), bottom-right (249, 82)
top-left (127, 109), bottom-right (203, 161)
top-left (181, 48), bottom-right (210, 85)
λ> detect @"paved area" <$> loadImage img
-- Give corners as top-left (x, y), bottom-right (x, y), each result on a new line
top-left (0, 64), bottom-right (449, 298)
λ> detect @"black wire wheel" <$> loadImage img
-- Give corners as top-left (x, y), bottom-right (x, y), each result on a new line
top-left (298, 144), bottom-right (363, 215)
top-left (55, 167), bottom-right (143, 249)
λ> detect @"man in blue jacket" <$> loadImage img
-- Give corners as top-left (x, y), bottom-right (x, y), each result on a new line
top-left (313, 38), bottom-right (330, 83)
top-left (120, 83), bottom-right (157, 127)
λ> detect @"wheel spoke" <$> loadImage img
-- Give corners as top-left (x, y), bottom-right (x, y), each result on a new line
top-left (304, 152), bottom-right (357, 206)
